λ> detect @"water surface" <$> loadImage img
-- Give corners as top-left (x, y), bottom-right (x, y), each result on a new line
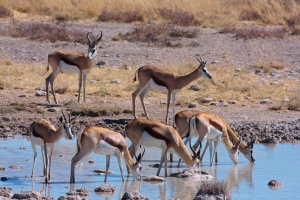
top-left (0, 137), bottom-right (299, 200)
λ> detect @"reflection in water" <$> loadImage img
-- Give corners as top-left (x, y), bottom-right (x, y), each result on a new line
top-left (226, 163), bottom-right (254, 190)
top-left (1, 138), bottom-right (300, 199)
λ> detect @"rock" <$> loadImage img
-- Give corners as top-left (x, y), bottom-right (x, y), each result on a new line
top-left (1, 177), bottom-right (9, 181)
top-left (255, 69), bottom-right (261, 74)
top-left (271, 81), bottom-right (279, 85)
top-left (18, 94), bottom-right (26, 97)
top-left (268, 180), bottom-right (283, 190)
top-left (36, 90), bottom-right (47, 96)
top-left (94, 184), bottom-right (116, 193)
top-left (188, 102), bottom-right (198, 108)
top-left (47, 108), bottom-right (58, 112)
top-left (93, 169), bottom-right (114, 174)
top-left (189, 84), bottom-right (201, 91)
top-left (0, 187), bottom-right (13, 198)
top-left (200, 98), bottom-right (213, 103)
top-left (66, 188), bottom-right (90, 196)
top-left (211, 61), bottom-right (219, 64)
top-left (96, 61), bottom-right (107, 66)
top-left (125, 66), bottom-right (131, 70)
top-left (121, 190), bottom-right (149, 200)
top-left (149, 163), bottom-right (160, 168)
top-left (170, 169), bottom-right (212, 180)
top-left (111, 78), bottom-right (121, 84)
top-left (260, 99), bottom-right (272, 104)
top-left (261, 137), bottom-right (278, 144)
top-left (90, 80), bottom-right (97, 84)
top-left (143, 176), bottom-right (166, 182)
top-left (88, 160), bottom-right (95, 163)
top-left (228, 100), bottom-right (238, 104)
top-left (58, 194), bottom-right (82, 200)
top-left (12, 190), bottom-right (43, 199)
top-left (1, 117), bottom-right (11, 122)
top-left (8, 165), bottom-right (22, 170)
top-left (244, 96), bottom-right (251, 100)
top-left (0, 166), bottom-right (5, 171)
top-left (235, 68), bottom-right (241, 72)
top-left (210, 102), bottom-right (218, 106)
top-left (283, 98), bottom-right (290, 102)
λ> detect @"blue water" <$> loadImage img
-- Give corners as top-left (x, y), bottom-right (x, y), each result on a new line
top-left (0, 137), bottom-right (299, 200)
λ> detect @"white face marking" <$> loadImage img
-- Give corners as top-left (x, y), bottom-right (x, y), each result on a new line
top-left (201, 67), bottom-right (213, 79)
top-left (59, 61), bottom-right (80, 74)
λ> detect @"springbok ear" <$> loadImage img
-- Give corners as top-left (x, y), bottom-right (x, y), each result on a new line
top-left (70, 113), bottom-right (81, 123)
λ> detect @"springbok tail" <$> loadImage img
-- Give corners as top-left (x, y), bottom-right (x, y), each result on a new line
top-left (40, 63), bottom-right (50, 76)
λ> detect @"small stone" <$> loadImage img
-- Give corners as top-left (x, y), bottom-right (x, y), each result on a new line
top-left (210, 102), bottom-right (218, 106)
top-left (36, 90), bottom-right (47, 96)
top-left (96, 61), bottom-right (107, 66)
top-left (261, 137), bottom-right (278, 144)
top-left (211, 61), bottom-right (219, 64)
top-left (244, 96), bottom-right (251, 100)
top-left (271, 81), bottom-right (279, 85)
top-left (1, 177), bottom-right (9, 181)
top-left (283, 98), bottom-right (290, 102)
top-left (268, 180), bottom-right (283, 189)
top-left (143, 176), bottom-right (166, 182)
top-left (260, 99), bottom-right (271, 104)
top-left (255, 69), bottom-right (261, 74)
top-left (94, 184), bottom-right (116, 193)
top-left (47, 108), bottom-right (58, 112)
top-left (89, 160), bottom-right (95, 164)
top-left (90, 80), bottom-right (97, 84)
top-left (93, 169), bottom-right (114, 174)
top-left (111, 79), bottom-right (121, 84)
top-left (199, 98), bottom-right (213, 103)
top-left (125, 66), bottom-right (131, 70)
top-left (8, 165), bottom-right (23, 170)
top-left (235, 68), bottom-right (241, 72)
top-left (1, 117), bottom-right (11, 122)
top-left (228, 100), bottom-right (238, 104)
top-left (18, 94), bottom-right (27, 97)
top-left (0, 166), bottom-right (5, 171)
top-left (31, 56), bottom-right (38, 61)
top-left (188, 102), bottom-right (197, 108)
top-left (188, 84), bottom-right (201, 91)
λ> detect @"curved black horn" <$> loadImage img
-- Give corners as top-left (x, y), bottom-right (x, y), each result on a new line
top-left (196, 55), bottom-right (202, 63)
top-left (96, 31), bottom-right (103, 43)
top-left (61, 110), bottom-right (67, 122)
top-left (87, 32), bottom-right (92, 46)
top-left (189, 139), bottom-right (197, 158)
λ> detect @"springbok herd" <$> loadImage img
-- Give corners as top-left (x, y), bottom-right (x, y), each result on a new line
top-left (29, 31), bottom-right (256, 184)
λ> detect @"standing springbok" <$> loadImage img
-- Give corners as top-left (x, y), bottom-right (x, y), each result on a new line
top-left (70, 126), bottom-right (144, 183)
top-left (46, 31), bottom-right (103, 104)
top-left (175, 110), bottom-right (256, 166)
top-left (132, 56), bottom-right (213, 126)
top-left (29, 111), bottom-right (80, 183)
top-left (125, 119), bottom-right (200, 177)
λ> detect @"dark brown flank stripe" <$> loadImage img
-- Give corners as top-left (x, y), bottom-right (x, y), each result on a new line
top-left (151, 75), bottom-right (168, 87)
top-left (61, 57), bottom-right (79, 67)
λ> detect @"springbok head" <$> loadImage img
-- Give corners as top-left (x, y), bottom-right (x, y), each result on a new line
top-left (196, 56), bottom-right (213, 79)
top-left (87, 31), bottom-right (103, 59)
top-left (131, 148), bottom-right (146, 180)
top-left (60, 110), bottom-right (80, 140)
top-left (243, 136), bottom-right (256, 162)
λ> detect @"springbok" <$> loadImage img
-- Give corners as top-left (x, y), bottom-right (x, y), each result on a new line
top-left (132, 56), bottom-right (213, 126)
top-left (125, 118), bottom-right (200, 177)
top-left (29, 111), bottom-right (80, 183)
top-left (175, 110), bottom-right (256, 166)
top-left (46, 31), bottom-right (103, 104)
top-left (70, 126), bottom-right (144, 183)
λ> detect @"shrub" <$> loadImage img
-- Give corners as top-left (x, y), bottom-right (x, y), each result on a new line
top-left (239, 10), bottom-right (261, 21)
top-left (98, 11), bottom-right (143, 23)
top-left (0, 20), bottom-right (86, 43)
top-left (0, 6), bottom-right (12, 18)
top-left (158, 8), bottom-right (198, 26)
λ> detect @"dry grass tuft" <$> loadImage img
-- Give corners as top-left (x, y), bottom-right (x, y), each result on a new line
top-left (118, 23), bottom-right (198, 47)
top-left (0, 5), bottom-right (12, 18)
top-left (0, 20), bottom-right (86, 43)
top-left (1, 0), bottom-right (299, 28)
top-left (0, 58), bottom-right (298, 111)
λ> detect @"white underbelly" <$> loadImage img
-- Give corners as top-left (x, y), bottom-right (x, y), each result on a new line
top-left (59, 61), bottom-right (80, 74)
top-left (93, 140), bottom-right (119, 156)
top-left (205, 125), bottom-right (222, 140)
top-left (140, 131), bottom-right (166, 149)
top-left (31, 135), bottom-right (55, 147)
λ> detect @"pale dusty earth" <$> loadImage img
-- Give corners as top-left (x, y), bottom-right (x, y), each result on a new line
top-left (0, 20), bottom-right (299, 143)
